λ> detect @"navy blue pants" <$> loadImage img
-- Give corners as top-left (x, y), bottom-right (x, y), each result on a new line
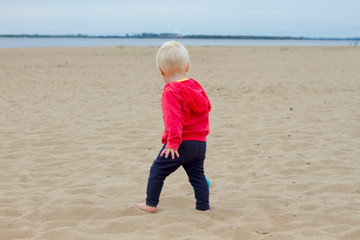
top-left (146, 141), bottom-right (210, 211)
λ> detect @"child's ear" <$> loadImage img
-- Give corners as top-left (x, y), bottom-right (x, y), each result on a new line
top-left (186, 63), bottom-right (190, 72)
top-left (158, 66), bottom-right (165, 76)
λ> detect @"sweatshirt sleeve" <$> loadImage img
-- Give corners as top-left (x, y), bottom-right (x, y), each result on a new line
top-left (161, 88), bottom-right (183, 150)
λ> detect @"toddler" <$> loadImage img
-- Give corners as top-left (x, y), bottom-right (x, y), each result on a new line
top-left (136, 41), bottom-right (211, 213)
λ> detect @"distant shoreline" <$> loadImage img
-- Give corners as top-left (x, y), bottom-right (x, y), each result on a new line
top-left (1, 33), bottom-right (359, 41)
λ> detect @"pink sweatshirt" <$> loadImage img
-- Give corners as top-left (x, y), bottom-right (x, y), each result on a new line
top-left (161, 78), bottom-right (211, 150)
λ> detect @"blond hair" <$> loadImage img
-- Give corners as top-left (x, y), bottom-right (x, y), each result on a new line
top-left (156, 41), bottom-right (190, 75)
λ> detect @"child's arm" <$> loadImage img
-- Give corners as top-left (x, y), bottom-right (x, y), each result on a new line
top-left (161, 88), bottom-right (183, 158)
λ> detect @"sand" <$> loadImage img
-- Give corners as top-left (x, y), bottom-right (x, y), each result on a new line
top-left (1, 46), bottom-right (359, 240)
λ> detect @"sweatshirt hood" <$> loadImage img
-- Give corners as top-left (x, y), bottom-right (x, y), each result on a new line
top-left (166, 79), bottom-right (211, 113)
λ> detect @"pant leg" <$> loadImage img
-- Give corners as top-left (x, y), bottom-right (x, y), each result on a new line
top-left (146, 144), bottom-right (182, 207)
top-left (182, 142), bottom-right (210, 211)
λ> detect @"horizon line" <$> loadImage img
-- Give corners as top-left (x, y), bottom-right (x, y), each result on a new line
top-left (1, 33), bottom-right (359, 41)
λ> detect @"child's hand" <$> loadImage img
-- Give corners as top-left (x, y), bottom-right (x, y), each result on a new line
top-left (160, 148), bottom-right (179, 159)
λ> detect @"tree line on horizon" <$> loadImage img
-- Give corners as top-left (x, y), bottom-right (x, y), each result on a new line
top-left (0, 33), bottom-right (359, 41)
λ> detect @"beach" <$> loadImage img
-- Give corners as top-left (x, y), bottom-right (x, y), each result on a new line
top-left (1, 46), bottom-right (359, 239)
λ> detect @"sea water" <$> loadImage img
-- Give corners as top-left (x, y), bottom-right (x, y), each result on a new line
top-left (0, 37), bottom-right (355, 48)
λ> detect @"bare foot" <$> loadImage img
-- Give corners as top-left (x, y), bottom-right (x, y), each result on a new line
top-left (136, 203), bottom-right (156, 213)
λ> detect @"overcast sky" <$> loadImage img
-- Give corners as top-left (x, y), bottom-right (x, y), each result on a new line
top-left (1, 0), bottom-right (359, 37)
